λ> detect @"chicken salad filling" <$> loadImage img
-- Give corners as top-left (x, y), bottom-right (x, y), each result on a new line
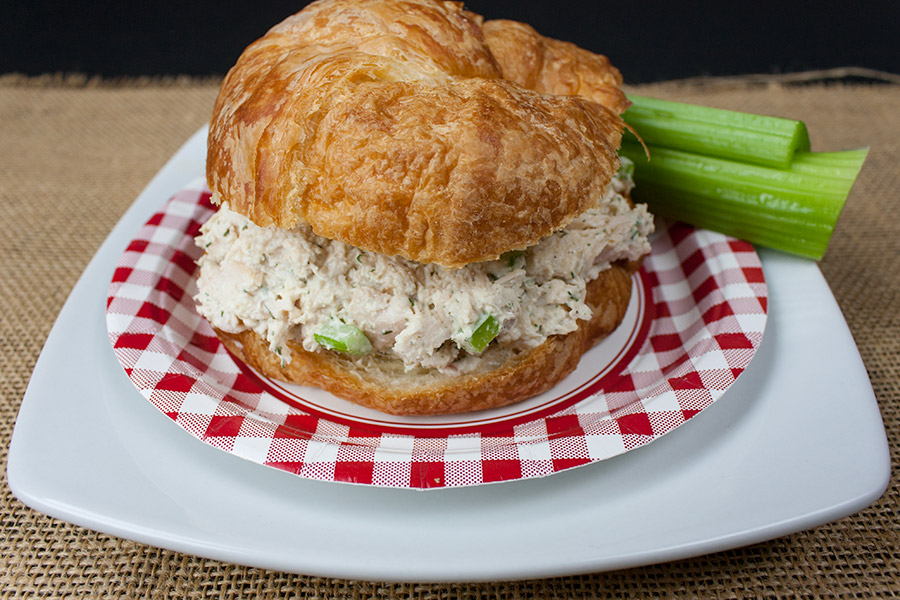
top-left (194, 163), bottom-right (653, 374)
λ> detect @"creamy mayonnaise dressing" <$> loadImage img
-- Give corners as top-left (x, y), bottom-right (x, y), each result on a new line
top-left (194, 172), bottom-right (652, 373)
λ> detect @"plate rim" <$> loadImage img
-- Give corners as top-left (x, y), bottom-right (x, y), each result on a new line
top-left (104, 178), bottom-right (768, 489)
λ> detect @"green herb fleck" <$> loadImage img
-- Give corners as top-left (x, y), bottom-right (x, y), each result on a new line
top-left (501, 250), bottom-right (524, 268)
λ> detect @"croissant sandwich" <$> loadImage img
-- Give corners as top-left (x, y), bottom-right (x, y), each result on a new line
top-left (195, 0), bottom-right (654, 415)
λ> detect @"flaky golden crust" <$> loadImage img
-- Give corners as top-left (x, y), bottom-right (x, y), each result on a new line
top-left (214, 260), bottom-right (637, 416)
top-left (481, 19), bottom-right (631, 115)
top-left (207, 0), bottom-right (628, 267)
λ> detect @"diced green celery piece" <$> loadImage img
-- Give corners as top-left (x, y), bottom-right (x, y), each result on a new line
top-left (624, 95), bottom-right (810, 169)
top-left (467, 314), bottom-right (500, 353)
top-left (314, 320), bottom-right (372, 356)
top-left (619, 142), bottom-right (867, 260)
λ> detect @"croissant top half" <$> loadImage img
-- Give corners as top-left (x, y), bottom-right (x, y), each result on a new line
top-left (207, 0), bottom-right (630, 267)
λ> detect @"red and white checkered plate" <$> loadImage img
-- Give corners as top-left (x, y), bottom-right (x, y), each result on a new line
top-left (106, 181), bottom-right (767, 489)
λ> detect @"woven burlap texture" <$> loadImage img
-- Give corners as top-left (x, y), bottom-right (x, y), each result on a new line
top-left (1, 76), bottom-right (898, 598)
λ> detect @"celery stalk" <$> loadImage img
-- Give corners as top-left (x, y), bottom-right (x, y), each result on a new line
top-left (632, 181), bottom-right (834, 257)
top-left (619, 142), bottom-right (867, 260)
top-left (624, 95), bottom-right (810, 169)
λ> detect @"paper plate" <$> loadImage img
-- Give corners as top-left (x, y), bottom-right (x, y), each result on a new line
top-left (106, 180), bottom-right (767, 489)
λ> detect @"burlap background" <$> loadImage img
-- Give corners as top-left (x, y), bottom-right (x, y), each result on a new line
top-left (1, 74), bottom-right (897, 598)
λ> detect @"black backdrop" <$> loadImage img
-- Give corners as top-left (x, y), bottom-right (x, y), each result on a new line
top-left (4, 1), bottom-right (898, 84)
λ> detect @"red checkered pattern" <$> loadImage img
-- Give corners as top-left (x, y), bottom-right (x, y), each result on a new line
top-left (106, 181), bottom-right (767, 489)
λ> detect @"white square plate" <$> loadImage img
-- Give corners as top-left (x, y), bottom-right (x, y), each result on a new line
top-left (8, 127), bottom-right (890, 582)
